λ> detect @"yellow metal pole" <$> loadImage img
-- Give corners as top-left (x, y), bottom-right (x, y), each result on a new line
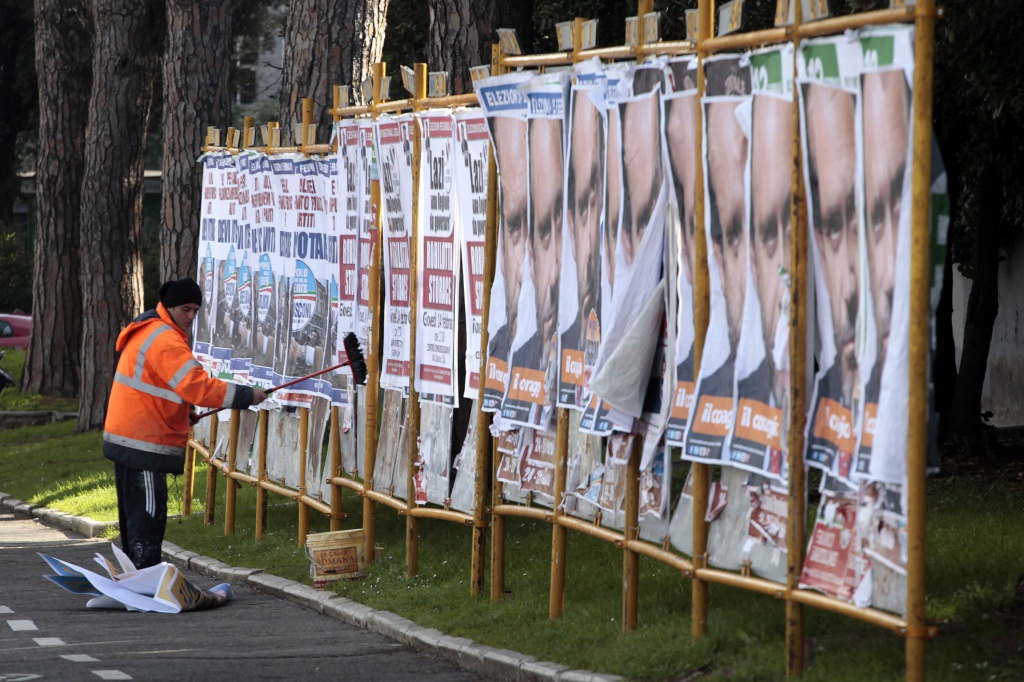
top-left (362, 61), bottom-right (386, 565)
top-left (549, 407), bottom-right (569, 619)
top-left (298, 406), bottom-right (310, 546)
top-left (690, 0), bottom-right (714, 640)
top-left (907, 2), bottom-right (936, 680)
top-left (786, 2), bottom-right (808, 674)
top-left (204, 414), bottom-right (220, 527)
top-left (255, 408), bottom-right (269, 540)
top-left (405, 62), bottom-right (428, 580)
top-left (223, 409), bottom-right (240, 536)
top-left (622, 435), bottom-right (642, 632)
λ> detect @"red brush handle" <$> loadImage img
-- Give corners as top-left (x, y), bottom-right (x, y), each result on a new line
top-left (193, 360), bottom-right (350, 421)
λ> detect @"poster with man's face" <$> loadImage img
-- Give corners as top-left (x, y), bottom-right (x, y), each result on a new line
top-left (664, 57), bottom-right (700, 446)
top-left (498, 75), bottom-right (566, 431)
top-left (557, 85), bottom-right (606, 412)
top-left (727, 45), bottom-right (794, 482)
top-left (680, 55), bottom-right (751, 464)
top-left (474, 71), bottom-right (533, 414)
top-left (799, 38), bottom-right (864, 481)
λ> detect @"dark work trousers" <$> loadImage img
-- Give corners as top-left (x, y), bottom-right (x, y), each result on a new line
top-left (113, 462), bottom-right (168, 569)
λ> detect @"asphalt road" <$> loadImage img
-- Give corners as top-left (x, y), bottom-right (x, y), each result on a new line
top-left (0, 509), bottom-right (489, 682)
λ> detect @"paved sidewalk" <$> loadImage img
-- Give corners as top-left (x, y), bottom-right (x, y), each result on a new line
top-left (0, 492), bottom-right (622, 682)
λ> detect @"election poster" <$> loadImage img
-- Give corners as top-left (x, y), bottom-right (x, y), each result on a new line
top-left (579, 63), bottom-right (630, 436)
top-left (518, 429), bottom-right (557, 502)
top-left (337, 120), bottom-right (361, 345)
top-left (416, 110), bottom-right (460, 400)
top-left (453, 111), bottom-right (490, 399)
top-left (681, 54), bottom-right (751, 465)
top-left (726, 44), bottom-right (795, 482)
top-left (474, 71), bottom-right (533, 415)
top-left (321, 154), bottom-right (354, 408)
top-left (664, 57), bottom-right (700, 446)
top-left (798, 482), bottom-right (864, 602)
top-left (247, 153), bottom-right (280, 391)
top-left (376, 114), bottom-right (415, 392)
top-left (853, 26), bottom-right (915, 486)
top-left (195, 152), bottom-right (234, 374)
top-left (357, 119), bottom-right (378, 350)
top-left (557, 81), bottom-right (607, 412)
top-left (278, 157), bottom-right (332, 404)
top-left (798, 36), bottom-right (864, 480)
top-left (501, 73), bottom-right (566, 430)
top-left (229, 152), bottom-right (256, 382)
top-left (589, 65), bottom-right (669, 423)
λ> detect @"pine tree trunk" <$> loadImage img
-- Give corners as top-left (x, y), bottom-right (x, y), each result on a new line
top-left (427, 0), bottom-right (534, 96)
top-left (22, 0), bottom-right (92, 398)
top-left (77, 0), bottom-right (165, 431)
top-left (279, 0), bottom-right (390, 135)
top-left (160, 0), bottom-right (235, 282)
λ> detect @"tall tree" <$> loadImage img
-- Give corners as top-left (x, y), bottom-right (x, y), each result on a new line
top-left (160, 0), bottom-right (236, 282)
top-left (22, 0), bottom-right (92, 397)
top-left (279, 0), bottom-right (390, 136)
top-left (77, 0), bottom-right (166, 430)
top-left (426, 0), bottom-right (534, 95)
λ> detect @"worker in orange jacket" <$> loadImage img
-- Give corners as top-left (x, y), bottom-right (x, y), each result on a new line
top-left (103, 278), bottom-right (268, 569)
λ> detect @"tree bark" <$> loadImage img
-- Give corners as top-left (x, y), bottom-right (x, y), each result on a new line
top-left (77, 0), bottom-right (166, 431)
top-left (948, 162), bottom-right (1001, 446)
top-left (279, 0), bottom-right (390, 137)
top-left (22, 0), bottom-right (92, 398)
top-left (0, 3), bottom-right (35, 228)
top-left (427, 0), bottom-right (534, 96)
top-left (160, 0), bottom-right (235, 282)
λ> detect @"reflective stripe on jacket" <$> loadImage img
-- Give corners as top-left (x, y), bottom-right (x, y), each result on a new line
top-left (103, 303), bottom-right (253, 474)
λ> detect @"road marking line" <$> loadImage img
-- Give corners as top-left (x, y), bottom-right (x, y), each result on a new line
top-left (33, 637), bottom-right (65, 646)
top-left (8, 620), bottom-right (38, 631)
top-left (92, 671), bottom-right (131, 680)
top-left (62, 654), bottom-right (100, 662)
top-left (0, 606), bottom-right (13, 614)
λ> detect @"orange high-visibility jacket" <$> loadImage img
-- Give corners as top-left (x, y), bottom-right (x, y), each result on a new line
top-left (103, 303), bottom-right (254, 474)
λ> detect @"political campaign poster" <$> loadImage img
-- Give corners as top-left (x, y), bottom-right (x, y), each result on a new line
top-left (798, 481), bottom-right (864, 602)
top-left (376, 114), bottom-right (415, 392)
top-left (247, 153), bottom-right (280, 391)
top-left (853, 26), bottom-right (915, 485)
top-left (474, 71), bottom-right (533, 415)
top-left (557, 81), bottom-right (607, 412)
top-left (589, 65), bottom-right (669, 423)
top-left (448, 401), bottom-right (480, 514)
top-left (856, 480), bottom-right (907, 614)
top-left (500, 73), bottom-right (566, 430)
top-left (278, 157), bottom-right (332, 404)
top-left (229, 152), bottom-right (257, 382)
top-left (453, 111), bottom-right (490, 399)
top-left (337, 120), bottom-right (361, 344)
top-left (374, 390), bottom-right (409, 498)
top-left (195, 152), bottom-right (234, 374)
top-left (597, 433), bottom-right (633, 515)
top-left (564, 410), bottom-right (603, 519)
top-left (664, 57), bottom-right (700, 446)
top-left (416, 110), bottom-right (460, 401)
top-left (579, 63), bottom-right (631, 436)
top-left (798, 37), bottom-right (865, 482)
top-left (726, 44), bottom-right (795, 482)
top-left (415, 404), bottom-right (454, 506)
top-left (681, 55), bottom-right (752, 464)
top-left (321, 154), bottom-right (353, 408)
top-left (357, 119), bottom-right (379, 349)
top-left (518, 428), bottom-right (557, 502)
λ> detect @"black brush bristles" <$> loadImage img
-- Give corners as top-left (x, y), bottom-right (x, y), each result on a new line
top-left (342, 332), bottom-right (368, 385)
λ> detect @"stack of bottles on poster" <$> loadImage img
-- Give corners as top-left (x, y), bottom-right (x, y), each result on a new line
top-left (190, 22), bottom-right (946, 615)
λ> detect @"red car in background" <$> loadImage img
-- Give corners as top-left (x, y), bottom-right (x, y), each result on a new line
top-left (0, 313), bottom-right (31, 349)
